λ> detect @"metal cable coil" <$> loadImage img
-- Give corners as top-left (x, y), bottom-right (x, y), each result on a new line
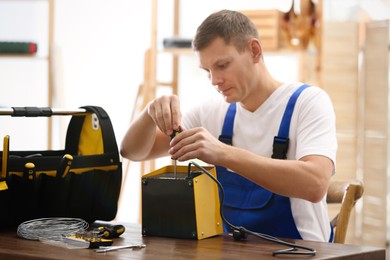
top-left (17, 217), bottom-right (89, 241)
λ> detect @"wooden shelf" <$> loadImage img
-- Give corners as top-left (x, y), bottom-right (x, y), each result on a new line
top-left (0, 54), bottom-right (48, 59)
top-left (0, 0), bottom-right (55, 149)
top-left (240, 9), bottom-right (282, 51)
top-left (161, 48), bottom-right (193, 55)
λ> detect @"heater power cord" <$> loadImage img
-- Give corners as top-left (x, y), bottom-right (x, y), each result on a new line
top-left (187, 161), bottom-right (316, 256)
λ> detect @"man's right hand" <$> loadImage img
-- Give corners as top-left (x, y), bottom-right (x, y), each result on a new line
top-left (147, 95), bottom-right (182, 136)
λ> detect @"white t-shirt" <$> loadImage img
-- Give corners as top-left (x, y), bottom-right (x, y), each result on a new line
top-left (182, 82), bottom-right (337, 242)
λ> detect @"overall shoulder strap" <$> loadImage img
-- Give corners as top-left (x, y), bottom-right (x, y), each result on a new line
top-left (272, 84), bottom-right (310, 159)
top-left (219, 103), bottom-right (236, 145)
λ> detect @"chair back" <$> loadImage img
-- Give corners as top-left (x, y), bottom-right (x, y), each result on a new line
top-left (326, 180), bottom-right (364, 243)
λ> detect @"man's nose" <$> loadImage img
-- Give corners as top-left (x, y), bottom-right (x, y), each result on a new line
top-left (210, 72), bottom-right (223, 86)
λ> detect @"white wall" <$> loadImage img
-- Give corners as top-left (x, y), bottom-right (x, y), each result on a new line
top-left (54, 0), bottom-right (152, 149)
top-left (0, 1), bottom-right (50, 150)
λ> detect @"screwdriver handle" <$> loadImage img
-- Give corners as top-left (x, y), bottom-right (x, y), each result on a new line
top-left (23, 162), bottom-right (35, 181)
top-left (97, 224), bottom-right (125, 239)
top-left (57, 154), bottom-right (73, 178)
top-left (170, 126), bottom-right (182, 141)
top-left (1, 135), bottom-right (10, 179)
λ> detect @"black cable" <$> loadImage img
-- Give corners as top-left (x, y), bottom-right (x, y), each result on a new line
top-left (187, 161), bottom-right (316, 257)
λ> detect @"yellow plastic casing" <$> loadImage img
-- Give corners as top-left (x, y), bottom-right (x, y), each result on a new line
top-left (141, 165), bottom-right (223, 240)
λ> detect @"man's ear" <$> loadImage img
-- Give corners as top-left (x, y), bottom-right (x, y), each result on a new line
top-left (249, 38), bottom-right (262, 63)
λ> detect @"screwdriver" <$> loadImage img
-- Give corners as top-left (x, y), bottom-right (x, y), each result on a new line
top-left (1, 135), bottom-right (10, 191)
top-left (170, 127), bottom-right (182, 179)
top-left (24, 162), bottom-right (36, 181)
top-left (57, 154), bottom-right (73, 179)
top-left (1, 135), bottom-right (10, 179)
top-left (95, 224), bottom-right (125, 239)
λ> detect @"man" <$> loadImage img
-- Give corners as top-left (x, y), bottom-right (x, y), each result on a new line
top-left (121, 9), bottom-right (337, 242)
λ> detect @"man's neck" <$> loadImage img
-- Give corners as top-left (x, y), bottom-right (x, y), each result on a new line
top-left (241, 77), bottom-right (282, 112)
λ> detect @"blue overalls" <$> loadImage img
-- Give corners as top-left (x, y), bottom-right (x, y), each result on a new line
top-left (216, 84), bottom-right (310, 239)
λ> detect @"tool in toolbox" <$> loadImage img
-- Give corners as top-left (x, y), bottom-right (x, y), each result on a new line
top-left (56, 154), bottom-right (73, 179)
top-left (1, 135), bottom-right (9, 179)
top-left (23, 162), bottom-right (36, 181)
top-left (170, 126), bottom-right (182, 179)
top-left (0, 135), bottom-right (10, 190)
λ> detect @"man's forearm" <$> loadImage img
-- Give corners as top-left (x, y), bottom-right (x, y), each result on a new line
top-left (120, 108), bottom-right (158, 161)
top-left (219, 145), bottom-right (332, 202)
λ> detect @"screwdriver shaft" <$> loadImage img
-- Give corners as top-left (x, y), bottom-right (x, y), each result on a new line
top-left (170, 127), bottom-right (182, 180)
top-left (174, 159), bottom-right (177, 179)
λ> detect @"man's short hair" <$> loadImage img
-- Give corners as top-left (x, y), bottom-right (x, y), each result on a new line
top-left (192, 9), bottom-right (260, 52)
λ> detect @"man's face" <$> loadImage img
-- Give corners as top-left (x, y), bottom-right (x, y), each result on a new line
top-left (197, 37), bottom-right (256, 104)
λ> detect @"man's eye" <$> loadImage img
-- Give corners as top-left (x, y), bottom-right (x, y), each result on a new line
top-left (217, 63), bottom-right (228, 69)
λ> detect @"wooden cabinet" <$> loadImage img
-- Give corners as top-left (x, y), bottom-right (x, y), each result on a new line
top-left (322, 20), bottom-right (389, 247)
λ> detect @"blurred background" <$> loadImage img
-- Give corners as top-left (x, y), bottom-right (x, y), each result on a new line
top-left (0, 0), bottom-right (389, 253)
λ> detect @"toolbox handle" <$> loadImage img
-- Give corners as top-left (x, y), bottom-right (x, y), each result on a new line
top-left (0, 107), bottom-right (88, 117)
top-left (65, 106), bottom-right (119, 156)
top-left (0, 106), bottom-right (119, 156)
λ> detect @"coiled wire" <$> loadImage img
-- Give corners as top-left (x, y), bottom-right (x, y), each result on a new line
top-left (17, 217), bottom-right (89, 241)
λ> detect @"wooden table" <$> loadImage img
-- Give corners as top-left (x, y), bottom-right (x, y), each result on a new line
top-left (0, 223), bottom-right (385, 259)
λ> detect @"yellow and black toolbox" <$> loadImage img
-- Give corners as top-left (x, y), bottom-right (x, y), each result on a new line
top-left (0, 106), bottom-right (122, 229)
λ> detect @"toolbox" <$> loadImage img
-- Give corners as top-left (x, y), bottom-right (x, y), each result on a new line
top-left (0, 106), bottom-right (122, 229)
